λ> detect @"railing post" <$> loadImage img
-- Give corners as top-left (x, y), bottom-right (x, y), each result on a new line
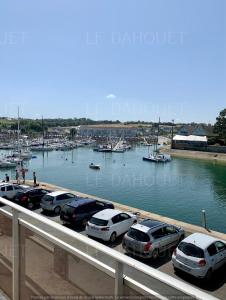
top-left (114, 261), bottom-right (124, 297)
top-left (12, 209), bottom-right (20, 300)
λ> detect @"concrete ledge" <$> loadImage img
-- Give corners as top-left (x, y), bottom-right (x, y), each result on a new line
top-left (163, 148), bottom-right (226, 164)
top-left (23, 180), bottom-right (226, 241)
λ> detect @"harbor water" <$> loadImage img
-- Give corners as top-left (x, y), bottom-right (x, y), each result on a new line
top-left (1, 146), bottom-right (226, 233)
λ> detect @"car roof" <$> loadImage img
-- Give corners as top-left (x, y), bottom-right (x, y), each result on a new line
top-left (182, 233), bottom-right (220, 249)
top-left (0, 182), bottom-right (11, 186)
top-left (140, 219), bottom-right (165, 229)
top-left (67, 198), bottom-right (96, 208)
top-left (131, 219), bottom-right (165, 233)
top-left (92, 208), bottom-right (122, 220)
top-left (47, 191), bottom-right (69, 197)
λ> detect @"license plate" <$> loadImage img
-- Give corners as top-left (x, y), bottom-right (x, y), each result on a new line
top-left (91, 225), bottom-right (99, 230)
top-left (179, 263), bottom-right (191, 272)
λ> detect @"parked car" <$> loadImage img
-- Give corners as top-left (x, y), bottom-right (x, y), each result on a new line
top-left (86, 209), bottom-right (138, 243)
top-left (172, 233), bottom-right (226, 281)
top-left (14, 188), bottom-right (52, 209)
top-left (0, 183), bottom-right (29, 201)
top-left (122, 219), bottom-right (185, 259)
top-left (40, 191), bottom-right (78, 214)
top-left (60, 198), bottom-right (114, 227)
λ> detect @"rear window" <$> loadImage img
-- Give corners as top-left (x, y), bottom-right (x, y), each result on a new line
top-left (178, 242), bottom-right (204, 258)
top-left (127, 228), bottom-right (150, 242)
top-left (63, 205), bottom-right (75, 214)
top-left (16, 191), bottom-right (26, 197)
top-left (90, 217), bottom-right (108, 226)
top-left (42, 195), bottom-right (54, 202)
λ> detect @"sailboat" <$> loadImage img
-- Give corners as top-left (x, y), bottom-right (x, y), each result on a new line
top-left (12, 108), bottom-right (32, 160)
top-left (143, 118), bottom-right (171, 163)
top-left (112, 138), bottom-right (126, 153)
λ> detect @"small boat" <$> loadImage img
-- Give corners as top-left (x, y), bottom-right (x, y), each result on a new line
top-left (112, 140), bottom-right (126, 153)
top-left (89, 163), bottom-right (100, 169)
top-left (31, 146), bottom-right (54, 151)
top-left (143, 153), bottom-right (171, 163)
top-left (12, 151), bottom-right (32, 160)
top-left (143, 117), bottom-right (171, 163)
top-left (0, 160), bottom-right (17, 168)
top-left (93, 144), bottom-right (112, 152)
top-left (112, 148), bottom-right (125, 153)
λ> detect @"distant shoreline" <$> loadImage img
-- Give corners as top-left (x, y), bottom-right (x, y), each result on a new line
top-left (163, 147), bottom-right (226, 164)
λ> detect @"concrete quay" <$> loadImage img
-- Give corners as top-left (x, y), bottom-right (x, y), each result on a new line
top-left (26, 180), bottom-right (226, 240)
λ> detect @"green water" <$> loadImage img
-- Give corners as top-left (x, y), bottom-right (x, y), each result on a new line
top-left (1, 147), bottom-right (226, 233)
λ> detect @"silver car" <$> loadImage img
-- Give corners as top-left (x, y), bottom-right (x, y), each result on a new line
top-left (40, 191), bottom-right (78, 214)
top-left (122, 219), bottom-right (185, 259)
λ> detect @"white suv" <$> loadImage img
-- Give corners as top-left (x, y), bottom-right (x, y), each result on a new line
top-left (0, 183), bottom-right (28, 200)
top-left (172, 233), bottom-right (226, 281)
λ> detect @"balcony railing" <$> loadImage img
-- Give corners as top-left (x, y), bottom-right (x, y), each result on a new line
top-left (0, 197), bottom-right (219, 300)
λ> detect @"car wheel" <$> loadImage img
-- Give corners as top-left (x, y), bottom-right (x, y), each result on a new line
top-left (109, 232), bottom-right (117, 243)
top-left (152, 248), bottom-right (159, 260)
top-left (205, 268), bottom-right (213, 282)
top-left (27, 202), bottom-right (34, 210)
top-left (54, 206), bottom-right (61, 215)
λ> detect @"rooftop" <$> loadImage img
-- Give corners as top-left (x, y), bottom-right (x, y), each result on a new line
top-left (173, 135), bottom-right (207, 142)
top-left (183, 233), bottom-right (220, 249)
top-left (92, 208), bottom-right (122, 220)
top-left (68, 198), bottom-right (96, 208)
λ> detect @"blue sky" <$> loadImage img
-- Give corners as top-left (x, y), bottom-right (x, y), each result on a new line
top-left (0, 0), bottom-right (225, 123)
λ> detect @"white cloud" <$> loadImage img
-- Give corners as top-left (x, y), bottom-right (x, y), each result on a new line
top-left (106, 94), bottom-right (117, 99)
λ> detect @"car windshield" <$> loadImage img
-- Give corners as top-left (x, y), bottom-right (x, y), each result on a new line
top-left (90, 217), bottom-right (108, 226)
top-left (42, 195), bottom-right (54, 202)
top-left (178, 242), bottom-right (204, 258)
top-left (127, 228), bottom-right (150, 242)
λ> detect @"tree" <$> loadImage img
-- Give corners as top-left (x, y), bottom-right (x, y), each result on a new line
top-left (214, 109), bottom-right (226, 144)
top-left (70, 128), bottom-right (77, 140)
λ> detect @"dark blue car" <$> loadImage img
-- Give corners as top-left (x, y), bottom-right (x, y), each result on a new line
top-left (60, 197), bottom-right (114, 227)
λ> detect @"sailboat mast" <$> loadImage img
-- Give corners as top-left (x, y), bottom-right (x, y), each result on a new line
top-left (42, 116), bottom-right (44, 146)
top-left (17, 107), bottom-right (20, 152)
top-left (156, 117), bottom-right (160, 152)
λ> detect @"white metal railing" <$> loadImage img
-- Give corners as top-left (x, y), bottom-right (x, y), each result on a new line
top-left (0, 197), bottom-right (220, 300)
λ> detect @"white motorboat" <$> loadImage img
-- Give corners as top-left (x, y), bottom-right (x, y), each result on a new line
top-left (0, 160), bottom-right (17, 168)
top-left (12, 150), bottom-right (32, 159)
top-left (143, 153), bottom-right (171, 162)
top-left (89, 163), bottom-right (100, 169)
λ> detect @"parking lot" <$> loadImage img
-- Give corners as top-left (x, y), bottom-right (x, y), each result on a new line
top-left (0, 179), bottom-right (226, 300)
top-left (15, 205), bottom-right (226, 300)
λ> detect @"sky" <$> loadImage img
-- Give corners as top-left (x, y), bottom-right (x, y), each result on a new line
top-left (0, 0), bottom-right (225, 123)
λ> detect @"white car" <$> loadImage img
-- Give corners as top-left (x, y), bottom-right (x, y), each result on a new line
top-left (40, 191), bottom-right (79, 214)
top-left (172, 233), bottom-right (226, 281)
top-left (0, 183), bottom-right (29, 200)
top-left (86, 209), bottom-right (137, 243)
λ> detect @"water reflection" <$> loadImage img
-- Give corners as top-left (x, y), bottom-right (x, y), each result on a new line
top-left (1, 148), bottom-right (226, 233)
